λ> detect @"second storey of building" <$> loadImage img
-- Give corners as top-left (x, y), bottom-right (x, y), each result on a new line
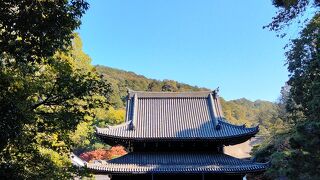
top-left (96, 90), bottom-right (259, 150)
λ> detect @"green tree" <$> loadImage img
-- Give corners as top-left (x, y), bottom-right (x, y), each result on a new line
top-left (0, 0), bottom-right (89, 63)
top-left (0, 1), bottom-right (113, 179)
top-left (286, 14), bottom-right (320, 120)
top-left (265, 0), bottom-right (320, 36)
top-left (0, 34), bottom-right (112, 179)
top-left (71, 106), bottom-right (126, 155)
top-left (161, 80), bottom-right (179, 92)
top-left (252, 1), bottom-right (320, 179)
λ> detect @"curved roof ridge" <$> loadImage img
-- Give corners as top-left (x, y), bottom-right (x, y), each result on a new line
top-left (219, 120), bottom-right (259, 130)
top-left (95, 122), bottom-right (130, 133)
top-left (128, 90), bottom-right (213, 94)
top-left (128, 90), bottom-right (215, 98)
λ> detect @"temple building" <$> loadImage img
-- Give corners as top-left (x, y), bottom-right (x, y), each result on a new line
top-left (85, 90), bottom-right (268, 180)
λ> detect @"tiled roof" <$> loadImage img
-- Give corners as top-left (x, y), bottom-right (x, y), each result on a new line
top-left (96, 120), bottom-right (258, 140)
top-left (96, 90), bottom-right (259, 141)
top-left (86, 152), bottom-right (268, 174)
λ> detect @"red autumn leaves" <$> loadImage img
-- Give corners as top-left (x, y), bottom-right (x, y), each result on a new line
top-left (80, 146), bottom-right (127, 162)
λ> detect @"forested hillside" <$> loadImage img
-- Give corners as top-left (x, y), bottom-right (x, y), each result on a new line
top-left (221, 98), bottom-right (283, 135)
top-left (95, 65), bottom-right (209, 108)
top-left (94, 65), bottom-right (282, 135)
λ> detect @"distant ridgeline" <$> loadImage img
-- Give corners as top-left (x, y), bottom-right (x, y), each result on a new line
top-left (95, 65), bottom-right (281, 136)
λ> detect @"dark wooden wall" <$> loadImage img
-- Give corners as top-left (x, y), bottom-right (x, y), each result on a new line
top-left (111, 174), bottom-right (244, 180)
top-left (130, 141), bottom-right (224, 153)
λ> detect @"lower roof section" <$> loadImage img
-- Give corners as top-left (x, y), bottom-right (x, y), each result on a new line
top-left (86, 152), bottom-right (268, 175)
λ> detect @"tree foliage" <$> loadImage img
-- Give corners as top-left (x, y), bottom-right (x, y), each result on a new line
top-left (71, 107), bottom-right (125, 154)
top-left (286, 14), bottom-right (320, 120)
top-left (79, 146), bottom-right (127, 162)
top-left (0, 1), bottom-right (114, 178)
top-left (265, 0), bottom-right (320, 36)
top-left (221, 98), bottom-right (284, 135)
top-left (0, 0), bottom-right (89, 63)
top-left (0, 33), bottom-right (112, 179)
top-left (252, 1), bottom-right (320, 179)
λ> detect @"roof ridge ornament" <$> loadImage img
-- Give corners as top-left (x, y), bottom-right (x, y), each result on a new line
top-left (126, 87), bottom-right (134, 94)
top-left (212, 87), bottom-right (219, 98)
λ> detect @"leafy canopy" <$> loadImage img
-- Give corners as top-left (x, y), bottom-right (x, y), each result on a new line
top-left (265, 0), bottom-right (320, 36)
top-left (252, 1), bottom-right (320, 179)
top-left (0, 0), bottom-right (89, 63)
top-left (0, 1), bottom-right (113, 179)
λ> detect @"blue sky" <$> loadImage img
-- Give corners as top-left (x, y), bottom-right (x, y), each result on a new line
top-left (78, 0), bottom-right (293, 102)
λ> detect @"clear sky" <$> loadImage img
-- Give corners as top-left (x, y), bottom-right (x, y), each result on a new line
top-left (78, 0), bottom-right (293, 102)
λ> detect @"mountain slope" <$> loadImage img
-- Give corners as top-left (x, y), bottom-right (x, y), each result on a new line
top-left (96, 65), bottom-right (209, 108)
top-left (95, 65), bottom-right (282, 135)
